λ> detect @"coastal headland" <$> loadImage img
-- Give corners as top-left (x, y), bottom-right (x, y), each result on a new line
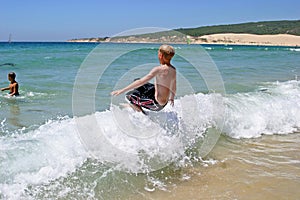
top-left (68, 20), bottom-right (300, 47)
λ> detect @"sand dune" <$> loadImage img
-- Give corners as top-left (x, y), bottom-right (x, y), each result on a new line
top-left (195, 33), bottom-right (300, 46)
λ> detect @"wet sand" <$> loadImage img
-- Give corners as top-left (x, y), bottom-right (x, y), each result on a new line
top-left (139, 133), bottom-right (300, 199)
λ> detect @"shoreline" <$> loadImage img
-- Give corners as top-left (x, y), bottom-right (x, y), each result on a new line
top-left (67, 33), bottom-right (300, 47)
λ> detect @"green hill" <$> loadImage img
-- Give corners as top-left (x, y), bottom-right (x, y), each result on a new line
top-left (175, 20), bottom-right (300, 36)
top-left (68, 20), bottom-right (300, 43)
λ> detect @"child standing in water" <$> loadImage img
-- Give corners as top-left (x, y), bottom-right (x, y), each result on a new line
top-left (1, 72), bottom-right (19, 96)
top-left (111, 44), bottom-right (176, 113)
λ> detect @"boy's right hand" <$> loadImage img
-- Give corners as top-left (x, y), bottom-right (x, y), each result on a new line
top-left (111, 90), bottom-right (123, 96)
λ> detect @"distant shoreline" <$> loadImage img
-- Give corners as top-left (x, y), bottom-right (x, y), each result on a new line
top-left (67, 33), bottom-right (300, 47)
top-left (195, 33), bottom-right (300, 47)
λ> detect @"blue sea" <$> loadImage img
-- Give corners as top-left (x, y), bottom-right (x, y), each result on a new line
top-left (0, 42), bottom-right (300, 199)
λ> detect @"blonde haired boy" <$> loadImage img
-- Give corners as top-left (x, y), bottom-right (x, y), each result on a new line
top-left (111, 44), bottom-right (176, 113)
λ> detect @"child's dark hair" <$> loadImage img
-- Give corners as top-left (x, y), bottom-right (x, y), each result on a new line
top-left (8, 72), bottom-right (16, 79)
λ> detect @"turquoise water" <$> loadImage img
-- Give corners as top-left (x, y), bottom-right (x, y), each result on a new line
top-left (1, 42), bottom-right (300, 199)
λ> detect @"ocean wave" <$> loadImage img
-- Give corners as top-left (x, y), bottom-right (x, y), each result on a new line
top-left (0, 117), bottom-right (88, 199)
top-left (0, 92), bottom-right (221, 199)
top-left (223, 80), bottom-right (300, 138)
top-left (289, 48), bottom-right (300, 52)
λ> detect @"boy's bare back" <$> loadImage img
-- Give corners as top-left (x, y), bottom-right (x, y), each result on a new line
top-left (153, 64), bottom-right (176, 105)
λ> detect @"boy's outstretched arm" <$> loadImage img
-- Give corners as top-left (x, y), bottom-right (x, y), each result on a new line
top-left (1, 87), bottom-right (9, 91)
top-left (111, 67), bottom-right (158, 96)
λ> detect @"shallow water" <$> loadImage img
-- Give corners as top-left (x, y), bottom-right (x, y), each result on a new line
top-left (139, 133), bottom-right (300, 200)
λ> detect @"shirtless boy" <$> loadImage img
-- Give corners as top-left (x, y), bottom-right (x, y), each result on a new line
top-left (1, 72), bottom-right (19, 96)
top-left (111, 44), bottom-right (176, 113)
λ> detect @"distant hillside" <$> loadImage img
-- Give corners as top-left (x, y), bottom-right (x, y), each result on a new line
top-left (175, 20), bottom-right (300, 36)
top-left (68, 20), bottom-right (300, 44)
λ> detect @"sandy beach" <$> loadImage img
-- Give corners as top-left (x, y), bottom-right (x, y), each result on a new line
top-left (195, 33), bottom-right (300, 46)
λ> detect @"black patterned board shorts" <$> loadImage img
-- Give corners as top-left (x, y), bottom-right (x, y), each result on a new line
top-left (125, 83), bottom-right (166, 112)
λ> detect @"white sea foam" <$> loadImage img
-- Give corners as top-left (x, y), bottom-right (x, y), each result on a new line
top-left (289, 48), bottom-right (300, 52)
top-left (0, 118), bottom-right (88, 199)
top-left (223, 80), bottom-right (300, 138)
top-left (0, 91), bottom-right (48, 100)
top-left (73, 92), bottom-right (222, 173)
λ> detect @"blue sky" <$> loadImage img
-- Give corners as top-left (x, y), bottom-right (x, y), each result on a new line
top-left (1, 0), bottom-right (299, 41)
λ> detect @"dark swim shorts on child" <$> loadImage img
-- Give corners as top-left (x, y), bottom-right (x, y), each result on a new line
top-left (125, 82), bottom-right (167, 112)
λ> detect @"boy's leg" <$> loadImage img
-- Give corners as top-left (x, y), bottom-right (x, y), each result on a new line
top-left (129, 104), bottom-right (147, 115)
top-left (125, 90), bottom-right (147, 114)
top-left (121, 103), bottom-right (147, 115)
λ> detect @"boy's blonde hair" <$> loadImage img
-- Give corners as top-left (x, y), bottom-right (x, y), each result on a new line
top-left (159, 44), bottom-right (175, 60)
